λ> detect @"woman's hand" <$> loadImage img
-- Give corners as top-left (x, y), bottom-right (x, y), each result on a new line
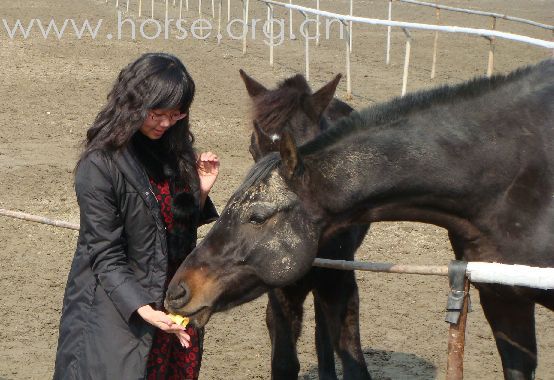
top-left (196, 151), bottom-right (220, 207)
top-left (137, 305), bottom-right (191, 348)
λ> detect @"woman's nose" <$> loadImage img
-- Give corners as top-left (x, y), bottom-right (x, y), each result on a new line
top-left (159, 118), bottom-right (172, 128)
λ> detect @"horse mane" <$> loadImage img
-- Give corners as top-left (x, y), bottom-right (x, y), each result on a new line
top-left (234, 153), bottom-right (281, 196)
top-left (252, 75), bottom-right (314, 134)
top-left (301, 59), bottom-right (552, 155)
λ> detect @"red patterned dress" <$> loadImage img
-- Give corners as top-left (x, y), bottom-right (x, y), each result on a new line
top-left (145, 178), bottom-right (202, 380)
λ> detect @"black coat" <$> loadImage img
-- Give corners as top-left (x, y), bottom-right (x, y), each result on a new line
top-left (53, 145), bottom-right (218, 380)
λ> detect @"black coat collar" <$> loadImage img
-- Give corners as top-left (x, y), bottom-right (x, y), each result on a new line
top-left (112, 136), bottom-right (201, 228)
top-left (112, 144), bottom-right (165, 226)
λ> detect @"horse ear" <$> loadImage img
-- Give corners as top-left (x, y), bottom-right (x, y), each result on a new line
top-left (279, 130), bottom-right (302, 181)
top-left (239, 69), bottom-right (268, 98)
top-left (311, 74), bottom-right (342, 117)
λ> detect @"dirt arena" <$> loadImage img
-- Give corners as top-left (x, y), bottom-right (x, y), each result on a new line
top-left (0, 0), bottom-right (552, 378)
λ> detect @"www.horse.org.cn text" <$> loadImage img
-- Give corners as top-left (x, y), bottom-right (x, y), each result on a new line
top-left (1, 11), bottom-right (347, 45)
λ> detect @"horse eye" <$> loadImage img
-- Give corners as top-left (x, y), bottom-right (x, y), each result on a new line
top-left (248, 204), bottom-right (277, 225)
top-left (249, 213), bottom-right (267, 226)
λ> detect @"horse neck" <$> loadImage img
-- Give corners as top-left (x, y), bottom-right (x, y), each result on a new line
top-left (301, 69), bottom-right (553, 234)
top-left (303, 124), bottom-right (474, 220)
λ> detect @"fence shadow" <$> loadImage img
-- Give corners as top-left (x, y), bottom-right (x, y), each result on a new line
top-left (300, 348), bottom-right (436, 380)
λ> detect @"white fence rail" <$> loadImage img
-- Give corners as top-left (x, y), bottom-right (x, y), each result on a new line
top-left (313, 258), bottom-right (554, 290)
top-left (398, 0), bottom-right (554, 30)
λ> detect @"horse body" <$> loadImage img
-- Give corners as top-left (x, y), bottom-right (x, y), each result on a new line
top-left (303, 63), bottom-right (553, 268)
top-left (240, 70), bottom-right (370, 380)
top-left (167, 59), bottom-right (554, 380)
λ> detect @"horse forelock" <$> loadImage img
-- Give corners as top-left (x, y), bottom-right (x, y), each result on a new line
top-left (234, 153), bottom-right (281, 200)
top-left (252, 77), bottom-right (313, 135)
top-left (281, 74), bottom-right (312, 94)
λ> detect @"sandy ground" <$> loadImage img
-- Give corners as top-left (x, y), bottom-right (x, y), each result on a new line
top-left (0, 0), bottom-right (552, 379)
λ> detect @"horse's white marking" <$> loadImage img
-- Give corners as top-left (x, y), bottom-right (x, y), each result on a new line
top-left (270, 134), bottom-right (280, 142)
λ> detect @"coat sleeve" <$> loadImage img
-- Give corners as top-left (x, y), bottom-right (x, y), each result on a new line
top-left (76, 153), bottom-right (156, 322)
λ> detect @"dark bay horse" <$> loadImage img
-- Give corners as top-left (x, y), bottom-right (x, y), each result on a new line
top-left (239, 70), bottom-right (371, 380)
top-left (167, 59), bottom-right (554, 380)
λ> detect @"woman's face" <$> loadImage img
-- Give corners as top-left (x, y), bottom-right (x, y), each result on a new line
top-left (139, 108), bottom-right (187, 140)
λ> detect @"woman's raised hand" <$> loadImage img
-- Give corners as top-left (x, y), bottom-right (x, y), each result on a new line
top-left (196, 151), bottom-right (220, 195)
top-left (137, 305), bottom-right (191, 348)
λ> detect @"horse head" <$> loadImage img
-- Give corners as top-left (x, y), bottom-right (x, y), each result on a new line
top-left (165, 133), bottom-right (322, 327)
top-left (239, 69), bottom-right (345, 161)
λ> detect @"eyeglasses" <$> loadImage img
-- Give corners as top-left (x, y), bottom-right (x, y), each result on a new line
top-left (149, 111), bottom-right (187, 122)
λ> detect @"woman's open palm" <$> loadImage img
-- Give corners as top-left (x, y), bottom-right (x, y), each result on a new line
top-left (197, 151), bottom-right (219, 194)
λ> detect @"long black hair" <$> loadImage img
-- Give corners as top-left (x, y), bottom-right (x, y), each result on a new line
top-left (77, 52), bottom-right (197, 188)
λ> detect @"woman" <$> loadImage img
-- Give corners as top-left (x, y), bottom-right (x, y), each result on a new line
top-left (53, 53), bottom-right (219, 380)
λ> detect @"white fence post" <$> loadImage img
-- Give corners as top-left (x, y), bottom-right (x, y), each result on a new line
top-left (289, 0), bottom-right (295, 39)
top-left (218, 0), bottom-right (223, 43)
top-left (349, 0), bottom-right (353, 53)
top-left (402, 28), bottom-right (412, 96)
top-left (344, 20), bottom-right (352, 99)
top-left (198, 0), bottom-right (204, 37)
top-left (316, 0), bottom-right (320, 46)
top-left (487, 17), bottom-right (497, 77)
top-left (386, 0), bottom-right (392, 64)
top-left (242, 0), bottom-right (250, 54)
top-left (300, 11), bottom-right (310, 81)
top-left (268, 4), bottom-right (274, 66)
top-left (431, 7), bottom-right (440, 79)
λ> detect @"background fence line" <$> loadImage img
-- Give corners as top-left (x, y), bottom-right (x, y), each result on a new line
top-left (394, 0), bottom-right (554, 78)
top-left (103, 0), bottom-right (553, 97)
top-left (260, 0), bottom-right (553, 48)
top-left (397, 0), bottom-right (554, 30)
top-left (260, 0), bottom-right (552, 97)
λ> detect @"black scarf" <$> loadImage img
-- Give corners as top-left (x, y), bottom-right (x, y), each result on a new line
top-left (131, 132), bottom-right (175, 182)
top-left (131, 132), bottom-right (200, 263)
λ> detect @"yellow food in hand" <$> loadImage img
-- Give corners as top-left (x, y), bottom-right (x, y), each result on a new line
top-left (168, 313), bottom-right (190, 327)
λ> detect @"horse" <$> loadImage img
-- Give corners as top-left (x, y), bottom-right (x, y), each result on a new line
top-left (166, 59), bottom-right (554, 380)
top-left (239, 69), bottom-right (371, 380)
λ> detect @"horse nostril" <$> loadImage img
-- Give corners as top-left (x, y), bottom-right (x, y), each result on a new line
top-left (166, 282), bottom-right (190, 310)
